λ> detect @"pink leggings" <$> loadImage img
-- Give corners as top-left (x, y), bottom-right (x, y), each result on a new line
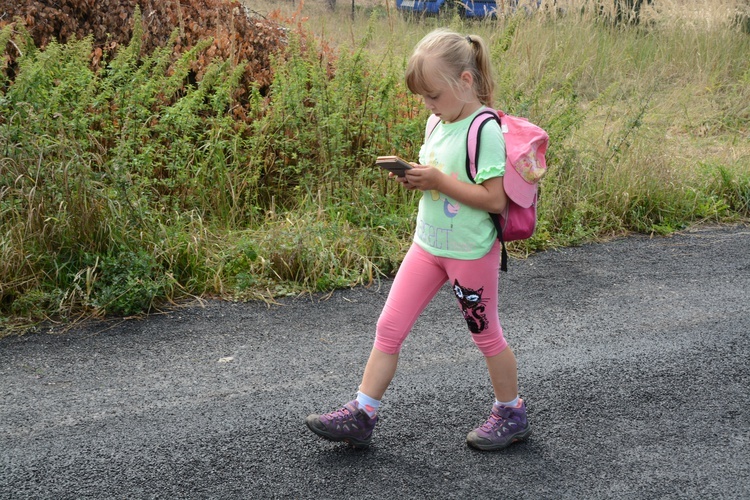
top-left (374, 241), bottom-right (508, 357)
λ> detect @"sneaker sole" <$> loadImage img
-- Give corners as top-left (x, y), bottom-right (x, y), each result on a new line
top-left (305, 416), bottom-right (372, 449)
top-left (466, 426), bottom-right (532, 451)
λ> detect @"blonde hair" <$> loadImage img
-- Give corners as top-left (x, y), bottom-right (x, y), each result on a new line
top-left (405, 29), bottom-right (495, 107)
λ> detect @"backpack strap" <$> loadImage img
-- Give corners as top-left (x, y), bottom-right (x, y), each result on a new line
top-left (465, 109), bottom-right (501, 180)
top-left (466, 109), bottom-right (510, 272)
top-left (426, 114), bottom-right (441, 140)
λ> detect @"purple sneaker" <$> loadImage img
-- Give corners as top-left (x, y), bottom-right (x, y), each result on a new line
top-left (466, 399), bottom-right (532, 451)
top-left (305, 400), bottom-right (377, 449)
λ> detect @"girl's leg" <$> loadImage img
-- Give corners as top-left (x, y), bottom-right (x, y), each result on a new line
top-left (484, 346), bottom-right (518, 402)
top-left (446, 243), bottom-right (530, 451)
top-left (360, 243), bottom-right (448, 399)
top-left (444, 241), bottom-right (518, 400)
top-left (359, 347), bottom-right (399, 400)
top-left (305, 243), bottom-right (447, 448)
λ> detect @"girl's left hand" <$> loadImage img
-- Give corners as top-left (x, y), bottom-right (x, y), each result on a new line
top-left (403, 164), bottom-right (442, 191)
top-left (390, 162), bottom-right (423, 190)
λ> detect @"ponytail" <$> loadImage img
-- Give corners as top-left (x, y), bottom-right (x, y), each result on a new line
top-left (465, 34), bottom-right (495, 107)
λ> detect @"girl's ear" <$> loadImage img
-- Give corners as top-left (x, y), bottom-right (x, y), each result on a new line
top-left (460, 70), bottom-right (474, 89)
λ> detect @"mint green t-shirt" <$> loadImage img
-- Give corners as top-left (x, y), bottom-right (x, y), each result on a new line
top-left (414, 107), bottom-right (506, 260)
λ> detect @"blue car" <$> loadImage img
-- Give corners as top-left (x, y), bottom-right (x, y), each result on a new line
top-left (395, 0), bottom-right (540, 18)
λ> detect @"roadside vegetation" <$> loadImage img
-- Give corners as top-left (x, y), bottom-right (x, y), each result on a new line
top-left (1, 0), bottom-right (748, 333)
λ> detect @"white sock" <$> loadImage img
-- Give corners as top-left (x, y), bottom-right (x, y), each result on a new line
top-left (356, 391), bottom-right (381, 418)
top-left (496, 397), bottom-right (520, 408)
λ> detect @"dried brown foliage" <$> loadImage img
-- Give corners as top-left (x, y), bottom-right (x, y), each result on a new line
top-left (0, 0), bottom-right (287, 93)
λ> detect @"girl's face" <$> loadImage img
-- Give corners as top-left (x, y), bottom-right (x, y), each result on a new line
top-left (420, 62), bottom-right (478, 124)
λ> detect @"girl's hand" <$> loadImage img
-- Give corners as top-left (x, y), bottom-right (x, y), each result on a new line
top-left (398, 164), bottom-right (508, 213)
top-left (403, 164), bottom-right (442, 191)
top-left (390, 162), bottom-right (421, 190)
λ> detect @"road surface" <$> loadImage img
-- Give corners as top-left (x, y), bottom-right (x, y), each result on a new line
top-left (1, 225), bottom-right (749, 498)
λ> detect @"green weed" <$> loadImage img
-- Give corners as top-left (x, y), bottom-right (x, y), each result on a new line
top-left (1, 2), bottom-right (749, 331)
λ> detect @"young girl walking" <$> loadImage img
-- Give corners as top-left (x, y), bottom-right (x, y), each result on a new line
top-left (305, 28), bottom-right (531, 451)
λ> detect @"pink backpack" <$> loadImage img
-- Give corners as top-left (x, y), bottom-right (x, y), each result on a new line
top-left (427, 109), bottom-right (549, 271)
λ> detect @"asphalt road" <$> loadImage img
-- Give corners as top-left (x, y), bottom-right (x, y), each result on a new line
top-left (1, 225), bottom-right (749, 499)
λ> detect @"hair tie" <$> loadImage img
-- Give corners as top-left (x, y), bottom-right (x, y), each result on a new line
top-left (466, 35), bottom-right (473, 45)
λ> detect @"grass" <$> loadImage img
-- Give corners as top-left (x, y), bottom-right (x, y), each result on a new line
top-left (1, 0), bottom-right (748, 333)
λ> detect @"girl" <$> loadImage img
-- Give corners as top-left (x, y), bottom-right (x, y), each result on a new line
top-left (305, 28), bottom-right (531, 451)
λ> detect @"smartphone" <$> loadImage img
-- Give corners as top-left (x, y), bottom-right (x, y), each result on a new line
top-left (376, 156), bottom-right (413, 177)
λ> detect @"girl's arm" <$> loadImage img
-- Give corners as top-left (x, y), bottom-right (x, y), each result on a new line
top-left (401, 165), bottom-right (508, 214)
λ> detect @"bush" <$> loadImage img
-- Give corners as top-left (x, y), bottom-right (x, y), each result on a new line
top-left (0, 0), bottom-right (285, 99)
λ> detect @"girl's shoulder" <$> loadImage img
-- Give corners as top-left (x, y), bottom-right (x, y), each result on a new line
top-left (473, 109), bottom-right (504, 138)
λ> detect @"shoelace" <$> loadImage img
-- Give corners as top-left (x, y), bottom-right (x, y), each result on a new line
top-left (481, 406), bottom-right (520, 432)
top-left (327, 405), bottom-right (357, 423)
top-left (480, 410), bottom-right (506, 432)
